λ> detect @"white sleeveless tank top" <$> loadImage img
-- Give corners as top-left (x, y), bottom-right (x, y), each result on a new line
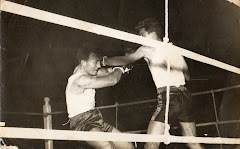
top-left (65, 71), bottom-right (96, 118)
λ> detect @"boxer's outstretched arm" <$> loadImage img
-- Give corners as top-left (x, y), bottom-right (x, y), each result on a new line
top-left (104, 47), bottom-right (146, 66)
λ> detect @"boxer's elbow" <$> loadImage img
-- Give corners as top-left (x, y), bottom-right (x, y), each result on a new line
top-left (111, 77), bottom-right (120, 86)
top-left (183, 69), bottom-right (190, 81)
top-left (109, 76), bottom-right (120, 86)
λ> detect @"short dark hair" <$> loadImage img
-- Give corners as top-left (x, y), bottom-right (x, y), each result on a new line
top-left (135, 18), bottom-right (162, 38)
top-left (76, 46), bottom-right (102, 63)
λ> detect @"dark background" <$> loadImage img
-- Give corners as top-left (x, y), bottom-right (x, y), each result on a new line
top-left (1, 0), bottom-right (240, 148)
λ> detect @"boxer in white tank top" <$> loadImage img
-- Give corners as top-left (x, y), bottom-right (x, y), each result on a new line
top-left (66, 70), bottom-right (96, 118)
top-left (65, 49), bottom-right (134, 149)
top-left (104, 18), bottom-right (205, 149)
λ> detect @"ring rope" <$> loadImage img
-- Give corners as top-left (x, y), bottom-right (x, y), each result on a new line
top-left (2, 86), bottom-right (239, 144)
top-left (0, 86), bottom-right (240, 144)
top-left (211, 91), bottom-right (221, 135)
top-left (1, 1), bottom-right (240, 74)
top-left (163, 0), bottom-right (171, 135)
top-left (211, 91), bottom-right (223, 149)
top-left (163, 0), bottom-right (169, 43)
top-left (2, 85), bottom-right (240, 116)
top-left (226, 0), bottom-right (240, 7)
top-left (1, 127), bottom-right (240, 144)
top-left (163, 3), bottom-right (170, 139)
top-left (164, 58), bottom-right (171, 138)
top-left (126, 119), bottom-right (240, 133)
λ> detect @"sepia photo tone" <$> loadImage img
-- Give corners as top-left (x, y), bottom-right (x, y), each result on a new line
top-left (1, 0), bottom-right (240, 148)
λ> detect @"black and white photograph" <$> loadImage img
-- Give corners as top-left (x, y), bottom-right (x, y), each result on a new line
top-left (1, 0), bottom-right (240, 148)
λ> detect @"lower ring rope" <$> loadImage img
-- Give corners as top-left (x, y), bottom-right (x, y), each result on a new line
top-left (1, 85), bottom-right (240, 145)
top-left (126, 120), bottom-right (240, 134)
top-left (1, 127), bottom-right (240, 144)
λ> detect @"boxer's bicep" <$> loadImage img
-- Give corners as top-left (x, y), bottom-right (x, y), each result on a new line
top-left (96, 68), bottom-right (112, 76)
top-left (127, 48), bottom-right (146, 62)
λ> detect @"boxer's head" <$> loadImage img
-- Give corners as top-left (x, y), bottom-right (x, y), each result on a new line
top-left (135, 18), bottom-right (162, 40)
top-left (77, 47), bottom-right (102, 76)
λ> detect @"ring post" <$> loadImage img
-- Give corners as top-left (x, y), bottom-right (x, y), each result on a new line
top-left (43, 97), bottom-right (53, 149)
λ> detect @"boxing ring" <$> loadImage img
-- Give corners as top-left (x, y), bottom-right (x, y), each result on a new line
top-left (1, 0), bottom-right (240, 148)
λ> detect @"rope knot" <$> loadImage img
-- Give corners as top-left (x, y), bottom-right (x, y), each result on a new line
top-left (163, 37), bottom-right (169, 43)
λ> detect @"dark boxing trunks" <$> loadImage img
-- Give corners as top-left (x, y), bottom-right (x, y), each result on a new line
top-left (70, 109), bottom-right (113, 132)
top-left (153, 86), bottom-right (195, 124)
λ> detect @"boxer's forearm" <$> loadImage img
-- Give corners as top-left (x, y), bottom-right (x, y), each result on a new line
top-left (104, 47), bottom-right (145, 66)
top-left (105, 56), bottom-right (133, 66)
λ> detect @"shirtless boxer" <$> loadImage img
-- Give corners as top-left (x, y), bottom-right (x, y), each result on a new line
top-left (103, 18), bottom-right (205, 149)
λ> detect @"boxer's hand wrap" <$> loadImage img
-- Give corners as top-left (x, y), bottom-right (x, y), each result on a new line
top-left (113, 67), bottom-right (125, 74)
top-left (100, 56), bottom-right (107, 67)
top-left (123, 64), bottom-right (134, 73)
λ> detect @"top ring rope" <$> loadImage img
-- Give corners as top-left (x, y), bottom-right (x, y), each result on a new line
top-left (226, 0), bottom-right (240, 7)
top-left (1, 1), bottom-right (240, 74)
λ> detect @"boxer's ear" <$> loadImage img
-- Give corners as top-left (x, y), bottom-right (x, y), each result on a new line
top-left (150, 31), bottom-right (158, 39)
top-left (81, 60), bottom-right (87, 67)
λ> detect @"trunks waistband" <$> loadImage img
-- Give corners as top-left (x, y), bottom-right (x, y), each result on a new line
top-left (70, 109), bottom-right (99, 120)
top-left (157, 85), bottom-right (186, 94)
